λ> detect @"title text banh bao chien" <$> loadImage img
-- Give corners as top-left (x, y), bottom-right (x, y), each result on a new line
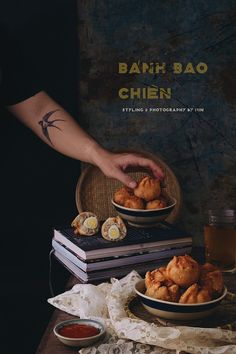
top-left (118, 62), bottom-right (208, 100)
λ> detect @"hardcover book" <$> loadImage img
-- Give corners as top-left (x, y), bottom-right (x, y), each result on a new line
top-left (52, 238), bottom-right (192, 272)
top-left (53, 223), bottom-right (192, 260)
top-left (53, 250), bottom-right (173, 283)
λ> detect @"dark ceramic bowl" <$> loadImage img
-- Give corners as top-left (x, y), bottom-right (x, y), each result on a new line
top-left (135, 280), bottom-right (227, 320)
top-left (112, 197), bottom-right (176, 227)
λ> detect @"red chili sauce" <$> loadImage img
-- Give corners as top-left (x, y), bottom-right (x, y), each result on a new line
top-left (58, 323), bottom-right (99, 338)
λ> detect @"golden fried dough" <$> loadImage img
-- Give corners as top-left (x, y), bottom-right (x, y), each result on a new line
top-left (145, 281), bottom-right (161, 297)
top-left (145, 267), bottom-right (180, 302)
top-left (101, 216), bottom-right (127, 241)
top-left (145, 267), bottom-right (173, 287)
top-left (166, 255), bottom-right (200, 287)
top-left (179, 284), bottom-right (211, 304)
top-left (145, 282), bottom-right (180, 302)
top-left (200, 270), bottom-right (224, 295)
top-left (199, 263), bottom-right (223, 295)
top-left (71, 212), bottom-right (99, 236)
top-left (152, 267), bottom-right (167, 282)
top-left (134, 176), bottom-right (161, 201)
top-left (146, 198), bottom-right (167, 210)
top-left (144, 257), bottom-right (224, 304)
top-left (146, 285), bottom-right (170, 301)
top-left (113, 186), bottom-right (133, 206)
top-left (124, 195), bottom-right (145, 209)
top-left (145, 269), bottom-right (164, 288)
top-left (168, 284), bottom-right (181, 302)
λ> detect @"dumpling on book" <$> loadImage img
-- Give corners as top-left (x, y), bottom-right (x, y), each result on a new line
top-left (71, 212), bottom-right (99, 236)
top-left (101, 216), bottom-right (127, 241)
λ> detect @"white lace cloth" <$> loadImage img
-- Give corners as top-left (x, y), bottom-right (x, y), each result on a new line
top-left (48, 271), bottom-right (236, 354)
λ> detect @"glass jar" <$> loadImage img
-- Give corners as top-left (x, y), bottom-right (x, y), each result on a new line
top-left (204, 209), bottom-right (236, 271)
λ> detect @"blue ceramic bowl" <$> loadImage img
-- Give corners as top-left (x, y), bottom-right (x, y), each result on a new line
top-left (53, 319), bottom-right (105, 347)
top-left (135, 280), bottom-right (227, 320)
top-left (111, 197), bottom-right (176, 227)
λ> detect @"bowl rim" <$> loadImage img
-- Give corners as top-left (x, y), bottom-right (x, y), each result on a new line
top-left (53, 319), bottom-right (105, 341)
top-left (135, 279), bottom-right (227, 307)
top-left (111, 197), bottom-right (177, 213)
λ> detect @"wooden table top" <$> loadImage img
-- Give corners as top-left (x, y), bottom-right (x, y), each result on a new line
top-left (36, 251), bottom-right (236, 354)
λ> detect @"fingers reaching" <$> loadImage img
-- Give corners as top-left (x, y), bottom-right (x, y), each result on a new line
top-left (116, 154), bottom-right (164, 180)
top-left (133, 156), bottom-right (164, 179)
top-left (112, 167), bottom-right (137, 188)
top-left (97, 151), bottom-right (164, 188)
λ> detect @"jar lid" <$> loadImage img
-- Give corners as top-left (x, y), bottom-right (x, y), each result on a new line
top-left (208, 209), bottom-right (236, 225)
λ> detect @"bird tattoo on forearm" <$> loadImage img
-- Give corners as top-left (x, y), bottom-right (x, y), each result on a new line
top-left (38, 109), bottom-right (65, 145)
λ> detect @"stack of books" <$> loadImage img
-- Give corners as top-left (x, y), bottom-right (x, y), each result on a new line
top-left (52, 222), bottom-right (192, 283)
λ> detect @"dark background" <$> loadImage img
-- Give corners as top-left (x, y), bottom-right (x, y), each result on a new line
top-left (0, 1), bottom-right (236, 353)
top-left (0, 1), bottom-right (79, 353)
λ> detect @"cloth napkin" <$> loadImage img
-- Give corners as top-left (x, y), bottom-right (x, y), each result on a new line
top-left (48, 271), bottom-right (236, 354)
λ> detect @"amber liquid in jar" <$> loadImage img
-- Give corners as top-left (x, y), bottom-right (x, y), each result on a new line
top-left (204, 210), bottom-right (236, 271)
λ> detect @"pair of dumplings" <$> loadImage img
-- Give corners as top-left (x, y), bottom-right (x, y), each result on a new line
top-left (145, 255), bottom-right (224, 304)
top-left (71, 212), bottom-right (127, 241)
top-left (114, 176), bottom-right (167, 210)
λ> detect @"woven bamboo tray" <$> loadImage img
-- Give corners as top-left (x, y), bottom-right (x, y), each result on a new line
top-left (75, 150), bottom-right (182, 223)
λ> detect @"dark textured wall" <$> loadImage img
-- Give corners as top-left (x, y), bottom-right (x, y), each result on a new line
top-left (78, 0), bottom-right (236, 245)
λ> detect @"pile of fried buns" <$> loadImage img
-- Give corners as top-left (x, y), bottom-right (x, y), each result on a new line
top-left (145, 255), bottom-right (224, 303)
top-left (114, 176), bottom-right (168, 210)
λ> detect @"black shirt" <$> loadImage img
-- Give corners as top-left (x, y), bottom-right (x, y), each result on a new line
top-left (0, 26), bottom-right (42, 106)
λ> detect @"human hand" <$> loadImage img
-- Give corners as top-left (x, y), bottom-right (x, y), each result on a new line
top-left (93, 150), bottom-right (164, 188)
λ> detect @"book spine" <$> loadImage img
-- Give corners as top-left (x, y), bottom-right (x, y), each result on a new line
top-left (86, 239), bottom-right (192, 260)
top-left (52, 239), bottom-right (87, 271)
top-left (86, 246), bottom-right (192, 271)
top-left (53, 240), bottom-right (191, 273)
top-left (54, 229), bottom-right (87, 259)
top-left (54, 228), bottom-right (192, 261)
top-left (53, 251), bottom-right (88, 282)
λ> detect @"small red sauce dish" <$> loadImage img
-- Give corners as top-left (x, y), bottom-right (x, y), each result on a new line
top-left (53, 319), bottom-right (105, 347)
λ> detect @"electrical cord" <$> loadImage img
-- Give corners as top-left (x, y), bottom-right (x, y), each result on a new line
top-left (48, 249), bottom-right (55, 297)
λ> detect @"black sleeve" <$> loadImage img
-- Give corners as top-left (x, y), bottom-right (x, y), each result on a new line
top-left (0, 27), bottom-right (42, 106)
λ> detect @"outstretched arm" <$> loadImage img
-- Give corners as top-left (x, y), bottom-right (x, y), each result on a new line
top-left (8, 91), bottom-right (163, 187)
